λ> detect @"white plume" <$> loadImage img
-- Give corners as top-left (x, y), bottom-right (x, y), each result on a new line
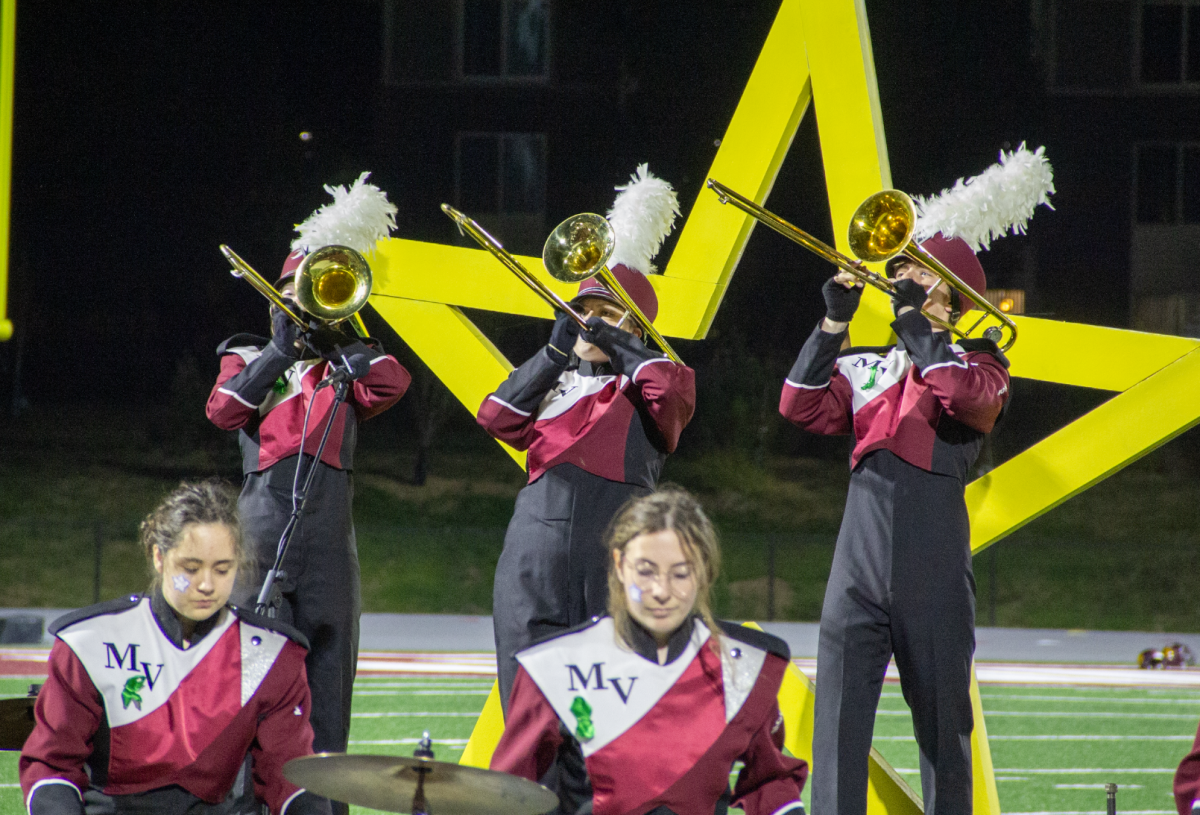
top-left (291, 171), bottom-right (398, 255)
top-left (606, 163), bottom-right (681, 274)
top-left (913, 143), bottom-right (1055, 252)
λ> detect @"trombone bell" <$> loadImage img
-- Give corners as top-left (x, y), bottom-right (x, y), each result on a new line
top-left (544, 213), bottom-right (614, 283)
top-left (294, 245), bottom-right (373, 322)
top-left (847, 190), bottom-right (915, 264)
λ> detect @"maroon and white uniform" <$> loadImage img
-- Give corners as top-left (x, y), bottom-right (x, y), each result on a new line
top-left (20, 593), bottom-right (329, 815)
top-left (492, 616), bottom-right (807, 815)
top-left (206, 333), bottom-right (409, 473)
top-left (205, 333), bottom-right (408, 762)
top-left (780, 310), bottom-right (1009, 815)
top-left (1175, 720), bottom-right (1200, 815)
top-left (477, 341), bottom-right (695, 709)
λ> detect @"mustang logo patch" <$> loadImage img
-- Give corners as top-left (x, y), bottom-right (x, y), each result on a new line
top-left (122, 675), bottom-right (146, 710)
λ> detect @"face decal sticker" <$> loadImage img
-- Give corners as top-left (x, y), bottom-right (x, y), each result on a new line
top-left (172, 574), bottom-right (191, 593)
top-left (626, 582), bottom-right (643, 604)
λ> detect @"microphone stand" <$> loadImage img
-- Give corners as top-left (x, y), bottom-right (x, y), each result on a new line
top-left (255, 365), bottom-right (353, 617)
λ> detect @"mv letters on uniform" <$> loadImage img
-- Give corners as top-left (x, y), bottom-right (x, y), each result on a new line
top-left (567, 662), bottom-right (638, 704)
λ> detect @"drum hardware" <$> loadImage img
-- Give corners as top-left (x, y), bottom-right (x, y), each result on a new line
top-left (283, 731), bottom-right (558, 815)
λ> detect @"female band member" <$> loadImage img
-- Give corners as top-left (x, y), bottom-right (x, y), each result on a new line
top-left (20, 481), bottom-right (330, 815)
top-left (490, 488), bottom-right (807, 815)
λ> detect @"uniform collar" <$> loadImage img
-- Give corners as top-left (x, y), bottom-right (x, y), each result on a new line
top-left (149, 587), bottom-right (221, 650)
top-left (575, 359), bottom-right (615, 377)
top-left (896, 328), bottom-right (951, 354)
top-left (626, 615), bottom-right (697, 665)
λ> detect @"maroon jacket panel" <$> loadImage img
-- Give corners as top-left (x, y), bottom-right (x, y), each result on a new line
top-left (21, 617), bottom-right (316, 814)
top-left (478, 347), bottom-right (695, 488)
top-left (1175, 719), bottom-right (1200, 815)
top-left (206, 335), bottom-right (409, 474)
top-left (491, 629), bottom-right (805, 815)
top-left (781, 311), bottom-right (1010, 481)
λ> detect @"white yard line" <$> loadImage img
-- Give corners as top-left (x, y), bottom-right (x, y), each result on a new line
top-left (1002, 811), bottom-right (1175, 814)
top-left (878, 709), bottom-right (1198, 719)
top-left (349, 738), bottom-right (468, 746)
top-left (874, 735), bottom-right (1192, 741)
top-left (353, 690), bottom-right (490, 696)
top-left (1054, 784), bottom-right (1144, 789)
top-left (882, 691), bottom-right (1200, 705)
top-left (351, 711), bottom-right (483, 718)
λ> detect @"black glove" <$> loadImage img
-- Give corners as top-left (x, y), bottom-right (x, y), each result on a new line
top-left (821, 277), bottom-right (863, 323)
top-left (304, 323), bottom-right (354, 362)
top-left (891, 277), bottom-right (928, 317)
top-left (581, 316), bottom-right (624, 355)
top-left (547, 311), bottom-right (582, 360)
top-left (270, 307), bottom-right (303, 359)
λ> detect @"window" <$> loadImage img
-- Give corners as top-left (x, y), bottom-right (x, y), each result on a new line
top-left (1138, 1), bottom-right (1200, 84)
top-left (455, 133), bottom-right (547, 215)
top-left (1134, 142), bottom-right (1200, 222)
top-left (460, 0), bottom-right (549, 80)
top-left (1051, 0), bottom-right (1134, 90)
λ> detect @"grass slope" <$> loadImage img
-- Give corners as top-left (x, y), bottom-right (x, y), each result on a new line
top-left (3, 406), bottom-right (1200, 630)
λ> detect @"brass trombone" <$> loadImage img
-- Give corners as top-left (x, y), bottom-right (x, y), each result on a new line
top-left (221, 244), bottom-right (372, 338)
top-left (441, 204), bottom-right (685, 365)
top-left (706, 178), bottom-right (1017, 351)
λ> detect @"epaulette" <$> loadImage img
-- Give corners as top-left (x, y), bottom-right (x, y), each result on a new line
top-left (524, 615), bottom-right (607, 650)
top-left (717, 620), bottom-right (791, 661)
top-left (216, 334), bottom-right (269, 356)
top-left (230, 605), bottom-right (311, 650)
top-left (837, 344), bottom-right (894, 359)
top-left (49, 594), bottom-right (143, 636)
top-left (957, 337), bottom-right (1010, 369)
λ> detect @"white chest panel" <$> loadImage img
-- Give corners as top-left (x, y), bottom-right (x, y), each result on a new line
top-left (59, 600), bottom-right (237, 728)
top-left (836, 348), bottom-right (910, 414)
top-left (519, 620), bottom-right (771, 760)
top-left (228, 346), bottom-right (321, 415)
top-left (535, 369), bottom-right (624, 423)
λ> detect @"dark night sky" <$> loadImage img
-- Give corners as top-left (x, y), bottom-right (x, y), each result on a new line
top-left (1, 1), bottom-right (1086, 443)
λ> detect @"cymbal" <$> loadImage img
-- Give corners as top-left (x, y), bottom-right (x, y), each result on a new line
top-left (0, 696), bottom-right (36, 751)
top-left (283, 753), bottom-right (558, 815)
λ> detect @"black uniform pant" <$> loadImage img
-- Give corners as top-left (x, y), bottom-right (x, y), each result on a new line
top-left (493, 464), bottom-right (648, 708)
top-left (812, 451), bottom-right (975, 815)
top-left (493, 465), bottom-right (648, 815)
top-left (238, 460), bottom-right (360, 815)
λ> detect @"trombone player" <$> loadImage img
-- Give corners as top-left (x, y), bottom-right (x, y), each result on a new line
top-left (206, 174), bottom-right (409, 815)
top-left (478, 166), bottom-right (696, 718)
top-left (779, 147), bottom-right (1052, 815)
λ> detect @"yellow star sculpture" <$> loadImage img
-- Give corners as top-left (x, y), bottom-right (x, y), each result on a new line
top-left (363, 2), bottom-right (1200, 813)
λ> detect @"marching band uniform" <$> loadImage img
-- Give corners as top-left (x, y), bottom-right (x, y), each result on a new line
top-left (781, 235), bottom-right (1010, 815)
top-left (20, 593), bottom-right (328, 815)
top-left (491, 616), bottom-right (807, 815)
top-left (478, 263), bottom-right (695, 707)
top-left (206, 174), bottom-right (406, 788)
top-left (206, 313), bottom-right (408, 759)
top-left (478, 165), bottom-right (694, 711)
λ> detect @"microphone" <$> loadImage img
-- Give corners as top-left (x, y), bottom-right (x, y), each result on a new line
top-left (317, 353), bottom-right (371, 390)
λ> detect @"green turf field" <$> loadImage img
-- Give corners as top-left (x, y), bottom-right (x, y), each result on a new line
top-left (1, 675), bottom-right (1195, 814)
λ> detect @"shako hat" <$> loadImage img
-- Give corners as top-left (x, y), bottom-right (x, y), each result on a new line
top-left (887, 143), bottom-right (1055, 313)
top-left (278, 171), bottom-right (398, 283)
top-left (573, 164), bottom-right (680, 324)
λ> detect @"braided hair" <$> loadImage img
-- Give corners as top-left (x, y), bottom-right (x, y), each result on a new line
top-left (139, 480), bottom-right (252, 589)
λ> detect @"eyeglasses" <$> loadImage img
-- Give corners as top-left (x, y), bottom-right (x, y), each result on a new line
top-left (624, 557), bottom-right (695, 597)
